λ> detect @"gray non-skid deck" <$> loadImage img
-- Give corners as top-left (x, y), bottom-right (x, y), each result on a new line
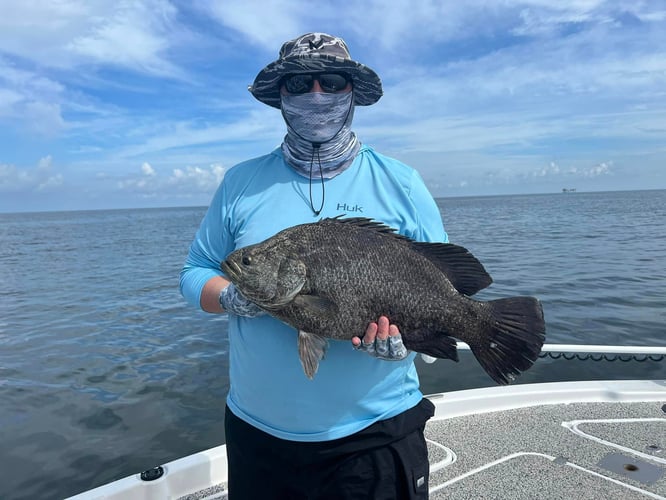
top-left (427, 400), bottom-right (666, 499)
top-left (179, 399), bottom-right (666, 499)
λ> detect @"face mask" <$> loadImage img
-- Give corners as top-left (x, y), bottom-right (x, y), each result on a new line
top-left (281, 91), bottom-right (354, 144)
top-left (280, 90), bottom-right (361, 216)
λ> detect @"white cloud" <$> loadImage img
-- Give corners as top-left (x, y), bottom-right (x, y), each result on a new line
top-left (0, 156), bottom-right (63, 193)
top-left (528, 160), bottom-right (613, 179)
top-left (110, 109), bottom-right (283, 160)
top-left (66, 1), bottom-right (183, 77)
top-left (0, 58), bottom-right (67, 135)
top-left (0, 0), bottom-right (665, 209)
top-left (200, 0), bottom-right (305, 49)
top-left (585, 161), bottom-right (612, 177)
top-left (116, 162), bottom-right (226, 196)
top-left (169, 164), bottom-right (226, 191)
top-left (0, 1), bottom-right (182, 74)
top-left (24, 102), bottom-right (67, 136)
top-left (535, 162), bottom-right (560, 177)
top-left (141, 162), bottom-right (156, 176)
top-left (235, 0), bottom-right (650, 52)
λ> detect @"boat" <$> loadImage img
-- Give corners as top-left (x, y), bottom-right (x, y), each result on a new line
top-left (66, 346), bottom-right (666, 499)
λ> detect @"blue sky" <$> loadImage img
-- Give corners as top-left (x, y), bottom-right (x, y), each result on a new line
top-left (1, 1), bottom-right (665, 212)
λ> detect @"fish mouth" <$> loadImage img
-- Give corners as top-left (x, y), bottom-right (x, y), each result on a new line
top-left (220, 259), bottom-right (241, 282)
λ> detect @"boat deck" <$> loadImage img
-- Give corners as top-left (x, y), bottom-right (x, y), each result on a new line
top-left (426, 399), bottom-right (666, 499)
top-left (67, 380), bottom-right (666, 499)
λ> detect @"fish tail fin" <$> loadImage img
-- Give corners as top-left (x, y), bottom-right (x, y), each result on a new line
top-left (470, 297), bottom-right (546, 385)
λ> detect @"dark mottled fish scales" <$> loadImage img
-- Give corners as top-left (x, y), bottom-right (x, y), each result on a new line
top-left (221, 217), bottom-right (546, 383)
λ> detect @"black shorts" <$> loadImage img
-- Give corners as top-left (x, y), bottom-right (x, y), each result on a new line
top-left (224, 398), bottom-right (435, 500)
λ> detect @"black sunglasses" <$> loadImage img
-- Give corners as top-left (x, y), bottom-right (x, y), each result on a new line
top-left (282, 73), bottom-right (351, 94)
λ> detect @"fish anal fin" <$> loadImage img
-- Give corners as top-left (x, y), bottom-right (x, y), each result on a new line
top-left (298, 331), bottom-right (329, 379)
top-left (468, 297), bottom-right (546, 385)
top-left (403, 329), bottom-right (459, 362)
top-left (411, 242), bottom-right (492, 296)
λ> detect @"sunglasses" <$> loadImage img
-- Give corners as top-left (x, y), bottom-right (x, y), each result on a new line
top-left (282, 73), bottom-right (351, 94)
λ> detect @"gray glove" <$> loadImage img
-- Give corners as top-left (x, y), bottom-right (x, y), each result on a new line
top-left (219, 284), bottom-right (265, 318)
top-left (354, 334), bottom-right (410, 360)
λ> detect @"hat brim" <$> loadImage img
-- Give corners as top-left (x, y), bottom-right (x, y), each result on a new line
top-left (249, 53), bottom-right (383, 109)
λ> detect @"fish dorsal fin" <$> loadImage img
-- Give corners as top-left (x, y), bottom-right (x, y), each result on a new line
top-left (322, 217), bottom-right (491, 295)
top-left (411, 242), bottom-right (493, 296)
top-left (322, 216), bottom-right (411, 240)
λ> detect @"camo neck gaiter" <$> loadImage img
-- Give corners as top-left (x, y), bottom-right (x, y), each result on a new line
top-left (280, 91), bottom-right (360, 179)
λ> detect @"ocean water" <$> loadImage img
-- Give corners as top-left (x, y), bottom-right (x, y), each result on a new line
top-left (1, 190), bottom-right (665, 499)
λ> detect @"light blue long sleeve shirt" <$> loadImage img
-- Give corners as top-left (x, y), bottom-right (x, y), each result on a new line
top-left (180, 145), bottom-right (448, 441)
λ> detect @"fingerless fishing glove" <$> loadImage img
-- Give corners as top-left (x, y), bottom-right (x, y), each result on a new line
top-left (219, 284), bottom-right (265, 318)
top-left (355, 334), bottom-right (410, 361)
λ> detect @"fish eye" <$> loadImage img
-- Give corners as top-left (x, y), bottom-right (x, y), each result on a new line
top-left (242, 255), bottom-right (252, 266)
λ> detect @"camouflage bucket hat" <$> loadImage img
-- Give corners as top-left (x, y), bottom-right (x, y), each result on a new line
top-left (249, 32), bottom-right (383, 109)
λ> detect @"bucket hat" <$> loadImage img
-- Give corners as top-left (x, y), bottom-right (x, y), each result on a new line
top-left (249, 32), bottom-right (383, 109)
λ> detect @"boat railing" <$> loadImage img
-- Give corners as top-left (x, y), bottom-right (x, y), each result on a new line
top-left (455, 342), bottom-right (666, 362)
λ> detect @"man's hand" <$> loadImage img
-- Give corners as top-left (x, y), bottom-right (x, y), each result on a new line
top-left (352, 316), bottom-right (409, 360)
top-left (219, 284), bottom-right (266, 318)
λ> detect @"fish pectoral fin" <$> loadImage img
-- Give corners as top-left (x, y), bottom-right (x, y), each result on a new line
top-left (298, 331), bottom-right (329, 379)
top-left (293, 294), bottom-right (337, 317)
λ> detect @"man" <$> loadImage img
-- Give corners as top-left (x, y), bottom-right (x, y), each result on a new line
top-left (180, 32), bottom-right (448, 499)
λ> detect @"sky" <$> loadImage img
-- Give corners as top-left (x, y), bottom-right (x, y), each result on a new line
top-left (1, 0), bottom-right (665, 213)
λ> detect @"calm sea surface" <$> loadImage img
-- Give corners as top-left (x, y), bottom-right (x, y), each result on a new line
top-left (1, 190), bottom-right (665, 499)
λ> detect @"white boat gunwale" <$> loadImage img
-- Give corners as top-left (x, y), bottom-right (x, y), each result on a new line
top-left (65, 379), bottom-right (666, 500)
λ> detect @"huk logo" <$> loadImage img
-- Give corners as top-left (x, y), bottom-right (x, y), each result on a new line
top-left (309, 39), bottom-right (324, 50)
top-left (337, 202), bottom-right (363, 213)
